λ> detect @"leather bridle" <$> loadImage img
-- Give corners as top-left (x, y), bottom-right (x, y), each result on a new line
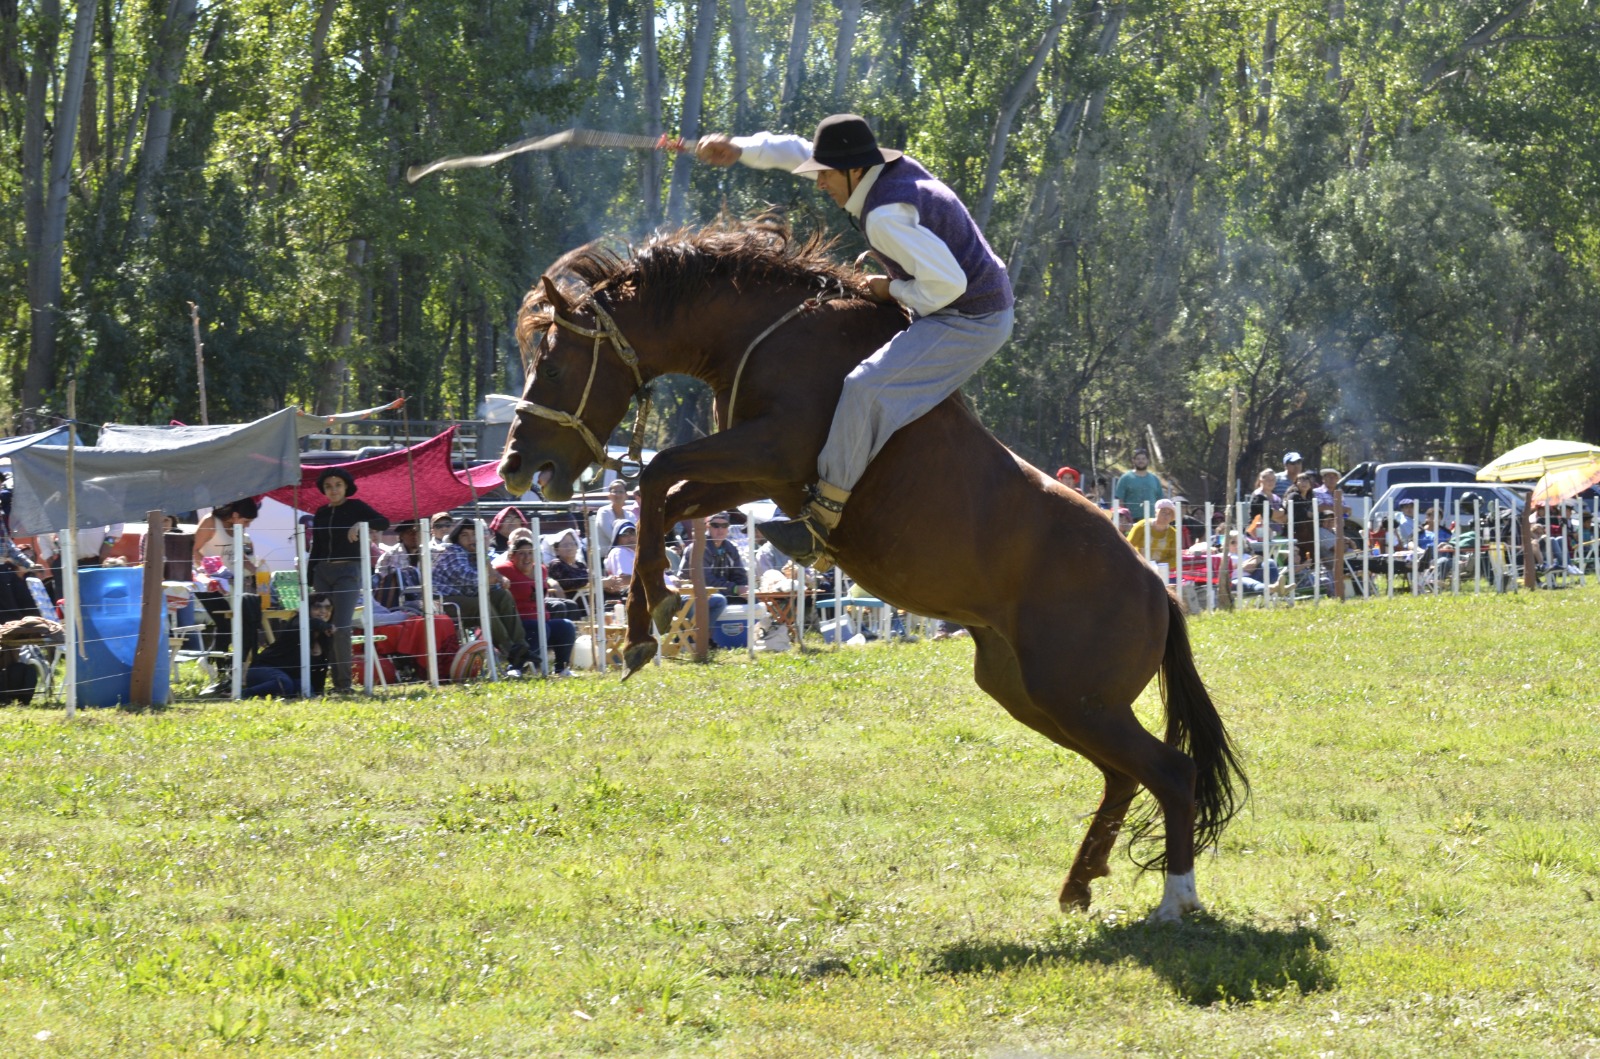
top-left (514, 295), bottom-right (652, 480)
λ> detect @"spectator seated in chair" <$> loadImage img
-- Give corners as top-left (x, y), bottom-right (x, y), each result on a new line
top-left (374, 519), bottom-right (426, 614)
top-left (596, 480), bottom-right (640, 553)
top-left (701, 513), bottom-right (749, 601)
top-left (487, 505), bottom-right (531, 555)
top-left (1125, 498), bottom-right (1181, 576)
top-left (430, 517), bottom-right (534, 673)
top-left (192, 497), bottom-right (264, 668)
top-left (493, 528), bottom-right (579, 676)
top-left (600, 520), bottom-right (638, 602)
top-left (546, 528), bottom-right (594, 602)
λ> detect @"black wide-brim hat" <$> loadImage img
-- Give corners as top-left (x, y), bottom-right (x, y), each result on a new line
top-left (793, 113), bottom-right (902, 174)
top-left (316, 466), bottom-right (358, 497)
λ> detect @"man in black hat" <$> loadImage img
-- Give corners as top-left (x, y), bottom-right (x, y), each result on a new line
top-left (692, 114), bottom-right (1014, 568)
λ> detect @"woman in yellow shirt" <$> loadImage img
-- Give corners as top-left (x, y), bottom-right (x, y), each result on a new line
top-left (1126, 498), bottom-right (1182, 576)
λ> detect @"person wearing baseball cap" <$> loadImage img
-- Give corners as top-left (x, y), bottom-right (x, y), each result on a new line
top-left (691, 114), bottom-right (1014, 568)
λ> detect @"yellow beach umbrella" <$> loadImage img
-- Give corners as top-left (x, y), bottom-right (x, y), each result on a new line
top-left (1476, 438), bottom-right (1600, 482)
top-left (1527, 454), bottom-right (1600, 508)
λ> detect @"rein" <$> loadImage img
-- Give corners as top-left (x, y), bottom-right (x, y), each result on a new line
top-left (726, 279), bottom-right (846, 429)
top-left (515, 279), bottom-right (847, 480)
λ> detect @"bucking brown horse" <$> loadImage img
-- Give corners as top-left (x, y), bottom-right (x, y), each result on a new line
top-left (498, 218), bottom-right (1246, 922)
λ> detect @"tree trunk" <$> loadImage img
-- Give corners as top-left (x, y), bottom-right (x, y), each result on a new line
top-left (976, 0), bottom-right (1073, 228)
top-left (1255, 13), bottom-right (1276, 136)
top-left (667, 0), bottom-right (716, 222)
top-left (22, 0), bottom-right (97, 426)
top-left (1006, 3), bottom-right (1123, 295)
top-left (79, 37), bottom-right (99, 171)
top-left (320, 0), bottom-right (405, 413)
top-left (0, 0), bottom-right (26, 105)
top-left (779, 0), bottom-right (813, 127)
top-left (318, 239), bottom-right (366, 415)
top-left (100, 0), bottom-right (112, 173)
top-left (640, 0), bottom-right (662, 224)
top-left (831, 0), bottom-right (862, 103)
top-left (271, 0), bottom-right (340, 192)
top-left (474, 301), bottom-right (495, 421)
top-left (128, 0), bottom-right (199, 243)
top-left (1324, 0), bottom-right (1344, 85)
top-left (728, 0), bottom-right (750, 130)
top-left (1418, 0), bottom-right (1532, 90)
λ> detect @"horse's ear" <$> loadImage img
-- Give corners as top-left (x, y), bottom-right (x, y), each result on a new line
top-left (541, 275), bottom-right (570, 314)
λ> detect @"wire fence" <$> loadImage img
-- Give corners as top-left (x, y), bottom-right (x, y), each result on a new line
top-left (29, 490), bottom-right (1598, 705)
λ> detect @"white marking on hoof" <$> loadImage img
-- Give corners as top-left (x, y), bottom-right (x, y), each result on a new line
top-left (1148, 870), bottom-right (1200, 924)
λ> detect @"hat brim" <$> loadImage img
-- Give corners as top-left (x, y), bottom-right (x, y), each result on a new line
top-left (316, 469), bottom-right (357, 497)
top-left (793, 148), bottom-right (903, 174)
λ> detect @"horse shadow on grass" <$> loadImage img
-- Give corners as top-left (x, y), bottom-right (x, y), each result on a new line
top-left (928, 912), bottom-right (1334, 1006)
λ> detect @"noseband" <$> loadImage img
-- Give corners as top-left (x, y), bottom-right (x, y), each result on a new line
top-left (514, 296), bottom-right (652, 480)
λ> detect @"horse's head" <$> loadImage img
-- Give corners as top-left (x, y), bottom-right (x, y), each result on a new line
top-left (498, 275), bottom-right (644, 501)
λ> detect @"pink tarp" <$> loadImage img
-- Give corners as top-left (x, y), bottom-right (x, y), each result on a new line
top-left (265, 428), bottom-right (505, 521)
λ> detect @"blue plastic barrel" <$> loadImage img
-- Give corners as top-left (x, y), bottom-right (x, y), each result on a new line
top-left (76, 566), bottom-right (170, 707)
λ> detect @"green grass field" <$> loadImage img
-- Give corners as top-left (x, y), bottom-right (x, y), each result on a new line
top-left (4, 589), bottom-right (1600, 1057)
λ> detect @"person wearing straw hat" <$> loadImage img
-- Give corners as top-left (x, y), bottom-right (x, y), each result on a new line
top-left (692, 113), bottom-right (1014, 567)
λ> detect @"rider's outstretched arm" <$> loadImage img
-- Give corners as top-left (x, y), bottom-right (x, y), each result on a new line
top-left (695, 132), bottom-right (817, 179)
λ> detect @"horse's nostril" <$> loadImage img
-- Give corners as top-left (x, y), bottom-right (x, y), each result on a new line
top-left (500, 451), bottom-right (522, 475)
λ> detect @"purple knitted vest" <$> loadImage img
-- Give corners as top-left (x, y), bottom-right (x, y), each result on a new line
top-left (860, 157), bottom-right (1014, 316)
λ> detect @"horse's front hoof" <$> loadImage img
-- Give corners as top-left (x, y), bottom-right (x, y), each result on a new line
top-left (622, 639), bottom-right (657, 676)
top-left (650, 594), bottom-right (680, 634)
top-left (1059, 879), bottom-right (1093, 913)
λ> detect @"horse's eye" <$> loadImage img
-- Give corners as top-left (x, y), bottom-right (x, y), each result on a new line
top-left (542, 361), bottom-right (560, 380)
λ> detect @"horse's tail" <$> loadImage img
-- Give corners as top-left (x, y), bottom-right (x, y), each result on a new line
top-left (1159, 591), bottom-right (1248, 858)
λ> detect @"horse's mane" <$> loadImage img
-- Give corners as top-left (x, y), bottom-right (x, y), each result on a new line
top-left (517, 215), bottom-right (872, 353)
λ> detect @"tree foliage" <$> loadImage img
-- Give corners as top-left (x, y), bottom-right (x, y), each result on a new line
top-left (4, 0), bottom-right (1597, 495)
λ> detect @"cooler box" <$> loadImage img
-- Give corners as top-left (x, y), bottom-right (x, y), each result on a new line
top-left (817, 616), bottom-right (854, 644)
top-left (709, 603), bottom-right (766, 649)
top-left (77, 566), bottom-right (171, 707)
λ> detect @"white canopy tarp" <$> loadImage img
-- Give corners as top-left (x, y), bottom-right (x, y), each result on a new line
top-left (10, 407), bottom-right (301, 533)
top-left (0, 425), bottom-right (73, 459)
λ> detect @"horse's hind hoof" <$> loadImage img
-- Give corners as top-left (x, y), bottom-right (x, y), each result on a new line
top-left (622, 640), bottom-right (657, 676)
top-left (650, 595), bottom-right (679, 634)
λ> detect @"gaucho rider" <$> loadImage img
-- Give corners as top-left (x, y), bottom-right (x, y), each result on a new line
top-left (693, 114), bottom-right (1015, 568)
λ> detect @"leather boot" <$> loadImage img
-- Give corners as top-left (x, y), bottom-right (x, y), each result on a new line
top-left (758, 481), bottom-right (849, 571)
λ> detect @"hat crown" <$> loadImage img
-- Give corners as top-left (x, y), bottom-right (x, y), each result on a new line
top-left (813, 114), bottom-right (877, 157)
top-left (791, 113), bottom-right (903, 172)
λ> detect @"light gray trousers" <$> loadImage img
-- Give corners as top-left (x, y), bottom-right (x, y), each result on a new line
top-left (817, 307), bottom-right (1015, 492)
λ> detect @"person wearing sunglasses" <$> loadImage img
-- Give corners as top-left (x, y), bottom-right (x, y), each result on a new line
top-left (701, 514), bottom-right (749, 602)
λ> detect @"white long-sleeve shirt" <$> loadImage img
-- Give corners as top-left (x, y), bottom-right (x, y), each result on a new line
top-left (732, 132), bottom-right (969, 317)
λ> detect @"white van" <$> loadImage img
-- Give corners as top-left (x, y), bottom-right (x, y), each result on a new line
top-left (1336, 461), bottom-right (1481, 521)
